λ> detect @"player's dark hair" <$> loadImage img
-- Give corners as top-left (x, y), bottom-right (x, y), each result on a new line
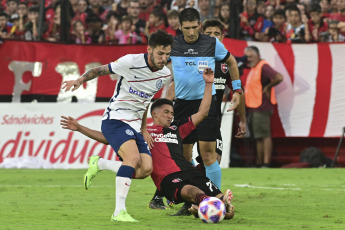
top-left (150, 99), bottom-right (174, 115)
top-left (310, 3), bottom-right (322, 13)
top-left (179, 8), bottom-right (200, 25)
top-left (202, 19), bottom-right (224, 33)
top-left (245, 46), bottom-right (260, 57)
top-left (148, 30), bottom-right (174, 48)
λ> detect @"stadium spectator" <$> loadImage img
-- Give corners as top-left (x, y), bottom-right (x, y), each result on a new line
top-left (17, 1), bottom-right (28, 22)
top-left (257, 0), bottom-right (266, 15)
top-left (115, 15), bottom-right (138, 44)
top-left (320, 0), bottom-right (331, 20)
top-left (323, 19), bottom-right (345, 41)
top-left (198, 0), bottom-right (212, 22)
top-left (72, 0), bottom-right (89, 23)
top-left (138, 0), bottom-right (156, 21)
top-left (70, 0), bottom-right (79, 13)
top-left (88, 0), bottom-right (108, 22)
top-left (170, 0), bottom-right (188, 12)
top-left (127, 0), bottom-right (145, 43)
top-left (264, 8), bottom-right (287, 42)
top-left (286, 5), bottom-right (306, 43)
top-left (85, 12), bottom-right (105, 43)
top-left (113, 0), bottom-right (130, 18)
top-left (0, 11), bottom-right (11, 39)
top-left (103, 10), bottom-right (120, 44)
top-left (45, 2), bottom-right (62, 42)
top-left (218, 3), bottom-right (231, 38)
top-left (24, 6), bottom-right (47, 41)
top-left (304, 3), bottom-right (328, 42)
top-left (144, 8), bottom-right (166, 37)
top-left (256, 4), bottom-right (274, 40)
top-left (165, 9), bottom-right (181, 36)
top-left (102, 0), bottom-right (113, 11)
top-left (240, 0), bottom-right (265, 40)
top-left (71, 19), bottom-right (92, 44)
top-left (5, 0), bottom-right (18, 18)
top-left (61, 30), bottom-right (174, 222)
top-left (244, 46), bottom-right (283, 168)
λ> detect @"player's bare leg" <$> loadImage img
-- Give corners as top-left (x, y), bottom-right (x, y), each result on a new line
top-left (199, 141), bottom-right (221, 188)
top-left (183, 144), bottom-right (194, 163)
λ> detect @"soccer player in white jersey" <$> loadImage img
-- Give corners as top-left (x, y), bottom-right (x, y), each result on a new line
top-left (61, 30), bottom-right (174, 222)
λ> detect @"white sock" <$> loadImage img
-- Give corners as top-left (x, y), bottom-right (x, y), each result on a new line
top-left (98, 158), bottom-right (122, 173)
top-left (114, 176), bottom-right (132, 216)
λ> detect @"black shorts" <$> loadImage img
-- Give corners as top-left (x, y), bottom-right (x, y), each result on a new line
top-left (160, 169), bottom-right (221, 204)
top-left (196, 129), bottom-right (222, 160)
top-left (174, 95), bottom-right (219, 143)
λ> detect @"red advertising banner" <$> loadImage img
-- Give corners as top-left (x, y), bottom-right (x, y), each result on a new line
top-left (1, 39), bottom-right (345, 137)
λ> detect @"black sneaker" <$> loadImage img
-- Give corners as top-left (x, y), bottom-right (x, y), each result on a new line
top-left (170, 203), bottom-right (192, 216)
top-left (149, 198), bottom-right (168, 210)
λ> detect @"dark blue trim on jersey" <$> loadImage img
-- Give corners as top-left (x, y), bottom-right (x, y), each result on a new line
top-left (144, 53), bottom-right (155, 72)
top-left (114, 76), bottom-right (123, 98)
top-left (108, 64), bottom-right (115, 74)
top-left (220, 51), bottom-right (230, 64)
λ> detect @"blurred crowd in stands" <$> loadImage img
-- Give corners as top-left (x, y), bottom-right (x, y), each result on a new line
top-left (0, 0), bottom-right (345, 44)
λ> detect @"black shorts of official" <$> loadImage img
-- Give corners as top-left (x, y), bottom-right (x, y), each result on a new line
top-left (160, 169), bottom-right (221, 204)
top-left (174, 95), bottom-right (219, 143)
top-left (196, 129), bottom-right (223, 163)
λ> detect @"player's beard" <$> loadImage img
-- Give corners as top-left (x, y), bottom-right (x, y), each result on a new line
top-left (150, 52), bottom-right (165, 70)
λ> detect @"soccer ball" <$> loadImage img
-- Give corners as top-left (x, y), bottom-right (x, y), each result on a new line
top-left (198, 197), bottom-right (226, 223)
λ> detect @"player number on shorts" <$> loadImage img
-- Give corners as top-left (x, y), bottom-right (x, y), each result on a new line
top-left (206, 181), bottom-right (213, 192)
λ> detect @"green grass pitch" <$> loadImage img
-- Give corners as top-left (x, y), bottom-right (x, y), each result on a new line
top-left (1, 168), bottom-right (344, 230)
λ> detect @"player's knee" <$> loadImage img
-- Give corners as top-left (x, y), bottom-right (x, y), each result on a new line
top-left (141, 163), bottom-right (152, 177)
top-left (201, 151), bottom-right (217, 166)
top-left (127, 154), bottom-right (141, 167)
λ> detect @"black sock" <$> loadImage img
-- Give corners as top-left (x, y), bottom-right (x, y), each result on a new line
top-left (151, 189), bottom-right (164, 200)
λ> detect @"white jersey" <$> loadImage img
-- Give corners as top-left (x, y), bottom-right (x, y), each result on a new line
top-left (103, 53), bottom-right (171, 132)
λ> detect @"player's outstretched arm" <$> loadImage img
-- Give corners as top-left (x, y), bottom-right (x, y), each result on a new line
top-left (61, 65), bottom-right (110, 92)
top-left (191, 68), bottom-right (214, 127)
top-left (60, 116), bottom-right (109, 145)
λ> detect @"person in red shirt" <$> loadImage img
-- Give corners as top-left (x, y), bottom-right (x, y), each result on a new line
top-left (0, 12), bottom-right (12, 39)
top-left (304, 3), bottom-right (329, 42)
top-left (60, 68), bottom-right (235, 221)
top-left (144, 8), bottom-right (166, 37)
top-left (165, 9), bottom-right (181, 36)
top-left (240, 0), bottom-right (265, 41)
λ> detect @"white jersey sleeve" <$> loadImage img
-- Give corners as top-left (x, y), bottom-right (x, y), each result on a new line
top-left (108, 54), bottom-right (132, 77)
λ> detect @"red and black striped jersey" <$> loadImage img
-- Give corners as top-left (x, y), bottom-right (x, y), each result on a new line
top-left (148, 119), bottom-right (196, 190)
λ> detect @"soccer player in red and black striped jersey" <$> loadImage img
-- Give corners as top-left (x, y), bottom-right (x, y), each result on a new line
top-left (60, 67), bottom-right (235, 220)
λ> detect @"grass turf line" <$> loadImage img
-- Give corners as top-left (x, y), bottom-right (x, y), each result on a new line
top-left (0, 168), bottom-right (344, 229)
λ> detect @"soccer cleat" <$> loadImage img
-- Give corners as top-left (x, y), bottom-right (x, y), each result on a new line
top-left (83, 155), bottom-right (100, 190)
top-left (170, 203), bottom-right (192, 216)
top-left (149, 198), bottom-right (168, 210)
top-left (223, 189), bottom-right (233, 206)
top-left (111, 210), bottom-right (138, 222)
top-left (166, 199), bottom-right (175, 208)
